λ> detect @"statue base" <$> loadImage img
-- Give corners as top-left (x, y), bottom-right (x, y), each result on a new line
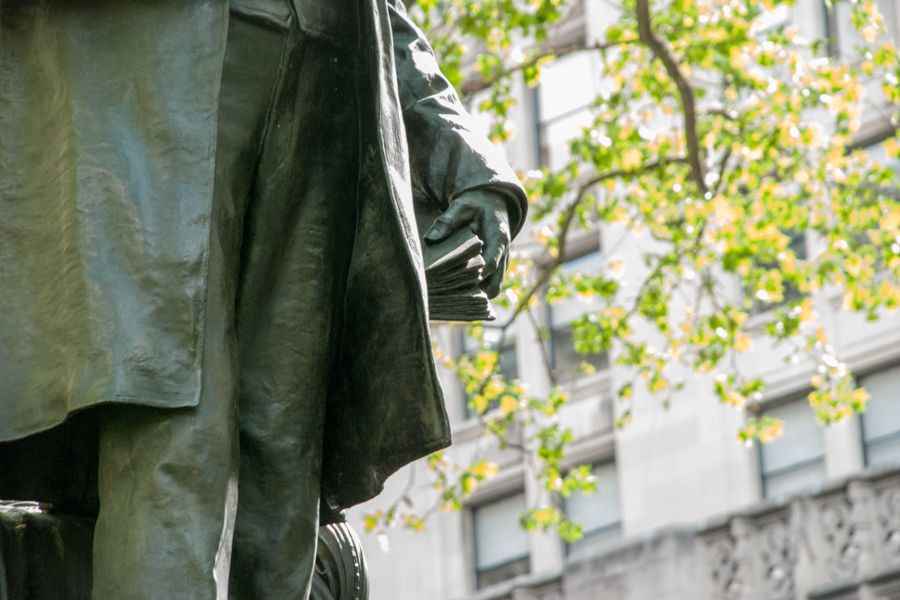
top-left (0, 502), bottom-right (367, 600)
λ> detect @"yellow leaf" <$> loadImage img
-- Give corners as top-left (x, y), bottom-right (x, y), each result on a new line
top-left (725, 391), bottom-right (745, 407)
top-left (729, 46), bottom-right (747, 69)
top-left (881, 206), bottom-right (900, 233)
top-left (609, 259), bottom-right (625, 274)
top-left (621, 148), bottom-right (642, 170)
top-left (650, 378), bottom-right (668, 393)
top-left (703, 27), bottom-right (728, 43)
top-left (798, 299), bottom-right (816, 323)
top-left (484, 379), bottom-right (504, 398)
top-left (363, 514), bottom-right (380, 533)
top-left (758, 420), bottom-right (783, 443)
top-left (711, 195), bottom-right (736, 226)
top-left (885, 137), bottom-right (900, 159)
top-left (500, 395), bottom-right (519, 416)
top-left (815, 327), bottom-right (828, 344)
top-left (862, 24), bottom-right (878, 43)
top-left (734, 333), bottom-right (752, 352)
top-left (471, 461), bottom-right (499, 480)
top-left (610, 205), bottom-right (630, 223)
top-left (533, 507), bottom-right (555, 525)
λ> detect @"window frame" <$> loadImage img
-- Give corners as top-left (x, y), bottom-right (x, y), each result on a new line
top-left (745, 229), bottom-right (809, 316)
top-left (755, 394), bottom-right (827, 500)
top-left (457, 327), bottom-right (519, 420)
top-left (821, 0), bottom-right (900, 63)
top-left (561, 459), bottom-right (623, 561)
top-left (856, 362), bottom-right (900, 468)
top-left (469, 491), bottom-right (532, 590)
top-left (543, 234), bottom-right (609, 385)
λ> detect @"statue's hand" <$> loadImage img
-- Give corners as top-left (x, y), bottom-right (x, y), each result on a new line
top-left (424, 190), bottom-right (511, 298)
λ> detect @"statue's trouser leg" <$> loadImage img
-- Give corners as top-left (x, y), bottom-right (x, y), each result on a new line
top-left (227, 5), bottom-right (359, 598)
top-left (91, 4), bottom-right (326, 599)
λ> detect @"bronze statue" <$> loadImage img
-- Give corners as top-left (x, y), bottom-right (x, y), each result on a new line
top-left (0, 0), bottom-right (526, 598)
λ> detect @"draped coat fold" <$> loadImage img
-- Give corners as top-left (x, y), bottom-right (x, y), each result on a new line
top-left (0, 0), bottom-right (527, 515)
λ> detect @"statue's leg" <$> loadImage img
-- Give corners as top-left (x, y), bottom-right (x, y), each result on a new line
top-left (90, 4), bottom-right (299, 599)
top-left (228, 14), bottom-right (359, 600)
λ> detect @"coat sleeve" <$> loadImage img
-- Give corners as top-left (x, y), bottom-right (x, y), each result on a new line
top-left (387, 1), bottom-right (528, 237)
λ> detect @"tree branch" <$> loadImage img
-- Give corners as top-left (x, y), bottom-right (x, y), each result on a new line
top-left (499, 156), bottom-right (688, 331)
top-left (635, 0), bottom-right (707, 194)
top-left (525, 307), bottom-right (557, 386)
top-left (460, 40), bottom-right (633, 100)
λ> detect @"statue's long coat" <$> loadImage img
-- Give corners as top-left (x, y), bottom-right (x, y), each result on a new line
top-left (0, 0), bottom-right (526, 515)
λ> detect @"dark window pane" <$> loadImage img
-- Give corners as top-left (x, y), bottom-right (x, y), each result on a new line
top-left (866, 436), bottom-right (900, 468)
top-left (758, 399), bottom-right (826, 498)
top-left (564, 463), bottom-right (622, 560)
top-left (550, 326), bottom-right (608, 384)
top-left (860, 364), bottom-right (900, 467)
top-left (497, 342), bottom-right (519, 381)
top-left (747, 231), bottom-right (807, 314)
top-left (473, 493), bottom-right (530, 589)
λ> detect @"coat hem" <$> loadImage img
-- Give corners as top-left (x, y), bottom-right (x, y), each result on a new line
top-left (328, 432), bottom-right (452, 512)
top-left (0, 393), bottom-right (200, 444)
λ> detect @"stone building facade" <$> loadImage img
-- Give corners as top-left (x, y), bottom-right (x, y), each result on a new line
top-left (348, 1), bottom-right (900, 598)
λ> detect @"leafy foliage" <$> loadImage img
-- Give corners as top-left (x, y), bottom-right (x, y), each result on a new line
top-left (365, 0), bottom-right (900, 541)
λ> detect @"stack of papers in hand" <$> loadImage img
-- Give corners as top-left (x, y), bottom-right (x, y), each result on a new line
top-left (423, 228), bottom-right (496, 322)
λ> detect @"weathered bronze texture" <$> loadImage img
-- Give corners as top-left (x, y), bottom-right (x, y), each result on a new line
top-left (0, 503), bottom-right (368, 600)
top-left (0, 0), bottom-right (526, 596)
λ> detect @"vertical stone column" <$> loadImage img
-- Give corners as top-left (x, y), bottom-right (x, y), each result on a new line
top-left (516, 315), bottom-right (565, 577)
top-left (824, 418), bottom-right (865, 480)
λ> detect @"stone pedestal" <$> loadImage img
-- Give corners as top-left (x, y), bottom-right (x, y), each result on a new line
top-left (0, 503), bottom-right (93, 600)
top-left (0, 502), bottom-right (367, 600)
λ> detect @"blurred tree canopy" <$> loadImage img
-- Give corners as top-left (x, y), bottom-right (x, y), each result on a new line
top-left (366, 0), bottom-right (900, 540)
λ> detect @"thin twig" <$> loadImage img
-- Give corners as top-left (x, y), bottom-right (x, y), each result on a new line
top-left (526, 307), bottom-right (557, 385)
top-left (461, 40), bottom-right (636, 99)
top-left (498, 156), bottom-right (688, 330)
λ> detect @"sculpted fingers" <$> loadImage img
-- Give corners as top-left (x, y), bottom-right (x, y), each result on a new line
top-left (423, 190), bottom-right (513, 300)
top-left (480, 253), bottom-right (508, 299)
top-left (424, 202), bottom-right (476, 243)
top-left (480, 212), bottom-right (510, 279)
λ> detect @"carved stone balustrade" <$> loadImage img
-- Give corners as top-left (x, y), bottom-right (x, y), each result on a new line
top-left (463, 469), bottom-right (900, 600)
top-left (698, 467), bottom-right (900, 600)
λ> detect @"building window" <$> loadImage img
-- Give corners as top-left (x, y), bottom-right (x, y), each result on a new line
top-left (747, 230), bottom-right (807, 314)
top-left (460, 329), bottom-right (518, 419)
top-left (823, 0), bottom-right (899, 60)
top-left (536, 52), bottom-right (597, 170)
top-left (862, 134), bottom-right (900, 175)
top-left (472, 493), bottom-right (531, 589)
top-left (758, 399), bottom-right (827, 499)
top-left (547, 236), bottom-right (608, 384)
top-left (564, 462), bottom-right (622, 561)
top-left (861, 364), bottom-right (900, 468)
top-left (548, 324), bottom-right (609, 384)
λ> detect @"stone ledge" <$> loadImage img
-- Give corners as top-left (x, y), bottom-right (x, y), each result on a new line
top-left (0, 502), bottom-right (367, 600)
top-left (0, 502), bottom-right (93, 600)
